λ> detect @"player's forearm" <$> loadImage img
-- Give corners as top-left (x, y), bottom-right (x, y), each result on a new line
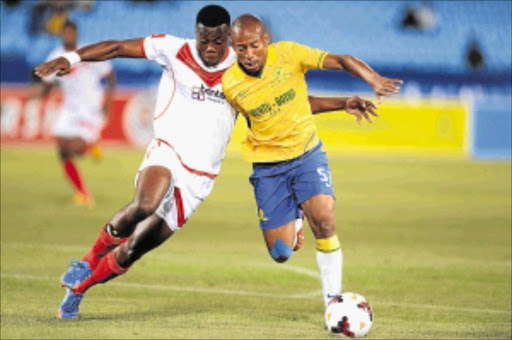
top-left (308, 96), bottom-right (348, 114)
top-left (325, 54), bottom-right (381, 87)
top-left (76, 39), bottom-right (143, 61)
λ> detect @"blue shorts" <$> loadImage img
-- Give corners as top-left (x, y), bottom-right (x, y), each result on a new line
top-left (249, 143), bottom-right (335, 229)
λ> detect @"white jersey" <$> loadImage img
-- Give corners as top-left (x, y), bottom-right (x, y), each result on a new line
top-left (44, 46), bottom-right (113, 117)
top-left (142, 34), bottom-right (237, 177)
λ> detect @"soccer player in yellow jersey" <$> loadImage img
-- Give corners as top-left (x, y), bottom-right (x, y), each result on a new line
top-left (222, 15), bottom-right (402, 311)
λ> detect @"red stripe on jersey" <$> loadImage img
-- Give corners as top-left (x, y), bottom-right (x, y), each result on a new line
top-left (174, 187), bottom-right (186, 226)
top-left (176, 43), bottom-right (226, 88)
top-left (156, 138), bottom-right (218, 179)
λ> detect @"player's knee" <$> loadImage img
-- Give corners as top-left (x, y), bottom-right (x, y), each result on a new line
top-left (133, 199), bottom-right (160, 220)
top-left (269, 239), bottom-right (292, 263)
top-left (58, 148), bottom-right (72, 160)
top-left (311, 212), bottom-right (336, 239)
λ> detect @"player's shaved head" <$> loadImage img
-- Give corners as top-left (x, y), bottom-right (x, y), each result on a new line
top-left (231, 14), bottom-right (270, 76)
top-left (231, 14), bottom-right (268, 39)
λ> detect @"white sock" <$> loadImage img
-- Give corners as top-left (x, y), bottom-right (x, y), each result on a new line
top-left (316, 248), bottom-right (343, 307)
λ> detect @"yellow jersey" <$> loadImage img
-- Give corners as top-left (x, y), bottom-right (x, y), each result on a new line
top-left (222, 41), bottom-right (328, 163)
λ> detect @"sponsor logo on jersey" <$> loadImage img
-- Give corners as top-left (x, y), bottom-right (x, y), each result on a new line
top-left (191, 84), bottom-right (225, 103)
top-left (248, 88), bottom-right (296, 117)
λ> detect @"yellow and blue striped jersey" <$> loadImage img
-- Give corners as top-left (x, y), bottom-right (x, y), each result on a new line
top-left (222, 41), bottom-right (328, 163)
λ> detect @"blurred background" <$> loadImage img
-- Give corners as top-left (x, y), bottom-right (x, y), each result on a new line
top-left (1, 2), bottom-right (511, 338)
top-left (1, 0), bottom-right (511, 158)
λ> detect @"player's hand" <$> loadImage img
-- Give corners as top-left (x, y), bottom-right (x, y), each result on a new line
top-left (371, 76), bottom-right (403, 104)
top-left (34, 57), bottom-right (71, 78)
top-left (345, 96), bottom-right (378, 124)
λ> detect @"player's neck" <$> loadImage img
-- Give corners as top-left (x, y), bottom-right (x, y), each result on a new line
top-left (64, 44), bottom-right (77, 52)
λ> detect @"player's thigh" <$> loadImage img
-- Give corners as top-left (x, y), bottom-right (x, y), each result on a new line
top-left (155, 157), bottom-right (215, 232)
top-left (56, 137), bottom-right (86, 158)
top-left (134, 166), bottom-right (172, 208)
top-left (262, 220), bottom-right (296, 250)
top-left (293, 145), bottom-right (336, 238)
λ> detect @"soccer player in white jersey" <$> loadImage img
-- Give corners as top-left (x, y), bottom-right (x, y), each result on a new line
top-left (34, 21), bottom-right (116, 207)
top-left (35, 5), bottom-right (379, 319)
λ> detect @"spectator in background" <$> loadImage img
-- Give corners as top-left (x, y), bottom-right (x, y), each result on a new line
top-left (401, 2), bottom-right (436, 32)
top-left (29, 0), bottom-right (95, 36)
top-left (466, 38), bottom-right (485, 71)
top-left (31, 20), bottom-right (115, 207)
top-left (1, 0), bottom-right (22, 8)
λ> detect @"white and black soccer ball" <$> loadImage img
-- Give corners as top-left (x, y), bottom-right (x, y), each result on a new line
top-left (325, 292), bottom-right (373, 338)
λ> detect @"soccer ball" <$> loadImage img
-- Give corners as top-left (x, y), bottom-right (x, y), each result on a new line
top-left (325, 292), bottom-right (373, 338)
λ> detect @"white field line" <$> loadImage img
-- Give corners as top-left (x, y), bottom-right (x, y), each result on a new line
top-left (1, 273), bottom-right (320, 299)
top-left (2, 242), bottom-right (511, 315)
top-left (2, 273), bottom-right (511, 315)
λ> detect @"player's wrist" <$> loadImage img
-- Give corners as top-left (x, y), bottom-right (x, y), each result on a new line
top-left (62, 52), bottom-right (81, 66)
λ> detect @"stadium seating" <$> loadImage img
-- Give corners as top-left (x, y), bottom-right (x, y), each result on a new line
top-left (1, 0), bottom-right (510, 85)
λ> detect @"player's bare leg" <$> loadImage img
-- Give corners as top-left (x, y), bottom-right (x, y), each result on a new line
top-left (262, 221), bottom-right (297, 263)
top-left (58, 214), bottom-right (173, 318)
top-left (300, 194), bottom-right (343, 307)
top-left (109, 166), bottom-right (171, 237)
top-left (78, 214), bottom-right (173, 292)
top-left (78, 165), bottom-right (171, 271)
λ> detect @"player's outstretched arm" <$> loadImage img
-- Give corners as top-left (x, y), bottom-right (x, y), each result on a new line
top-left (34, 38), bottom-right (144, 78)
top-left (322, 54), bottom-right (403, 103)
top-left (308, 95), bottom-right (378, 124)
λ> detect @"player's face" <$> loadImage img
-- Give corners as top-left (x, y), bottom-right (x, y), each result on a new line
top-left (231, 25), bottom-right (269, 75)
top-left (62, 26), bottom-right (77, 50)
top-left (196, 24), bottom-right (230, 67)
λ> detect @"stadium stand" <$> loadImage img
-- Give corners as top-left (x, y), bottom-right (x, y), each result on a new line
top-left (1, 0), bottom-right (511, 95)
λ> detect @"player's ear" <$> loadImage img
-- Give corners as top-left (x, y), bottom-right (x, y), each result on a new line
top-left (263, 32), bottom-right (270, 45)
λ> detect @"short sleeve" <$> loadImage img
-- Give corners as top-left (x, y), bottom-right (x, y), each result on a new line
top-left (283, 41), bottom-right (329, 72)
top-left (142, 34), bottom-right (185, 65)
top-left (94, 60), bottom-right (113, 78)
top-left (42, 50), bottom-right (61, 84)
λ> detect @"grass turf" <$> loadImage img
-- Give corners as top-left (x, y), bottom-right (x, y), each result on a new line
top-left (1, 146), bottom-right (510, 339)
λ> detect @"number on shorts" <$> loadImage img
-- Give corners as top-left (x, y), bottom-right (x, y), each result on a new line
top-left (317, 167), bottom-right (332, 187)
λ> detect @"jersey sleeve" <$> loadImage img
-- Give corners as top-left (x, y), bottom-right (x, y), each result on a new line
top-left (221, 73), bottom-right (242, 114)
top-left (42, 50), bottom-right (61, 84)
top-left (142, 34), bottom-right (185, 65)
top-left (282, 41), bottom-right (329, 73)
top-left (94, 60), bottom-right (113, 78)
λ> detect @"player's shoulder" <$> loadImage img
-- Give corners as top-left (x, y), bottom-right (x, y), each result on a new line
top-left (272, 41), bottom-right (303, 53)
top-left (222, 64), bottom-right (239, 89)
top-left (146, 33), bottom-right (187, 47)
top-left (47, 46), bottom-right (65, 60)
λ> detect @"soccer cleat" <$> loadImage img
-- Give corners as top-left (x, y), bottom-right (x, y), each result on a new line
top-left (61, 259), bottom-right (92, 289)
top-left (89, 143), bottom-right (103, 162)
top-left (57, 289), bottom-right (84, 319)
top-left (327, 294), bottom-right (343, 307)
top-left (293, 212), bottom-right (305, 251)
top-left (74, 191), bottom-right (95, 208)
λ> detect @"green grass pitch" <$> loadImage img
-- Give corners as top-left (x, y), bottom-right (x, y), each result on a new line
top-left (1, 146), bottom-right (510, 339)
